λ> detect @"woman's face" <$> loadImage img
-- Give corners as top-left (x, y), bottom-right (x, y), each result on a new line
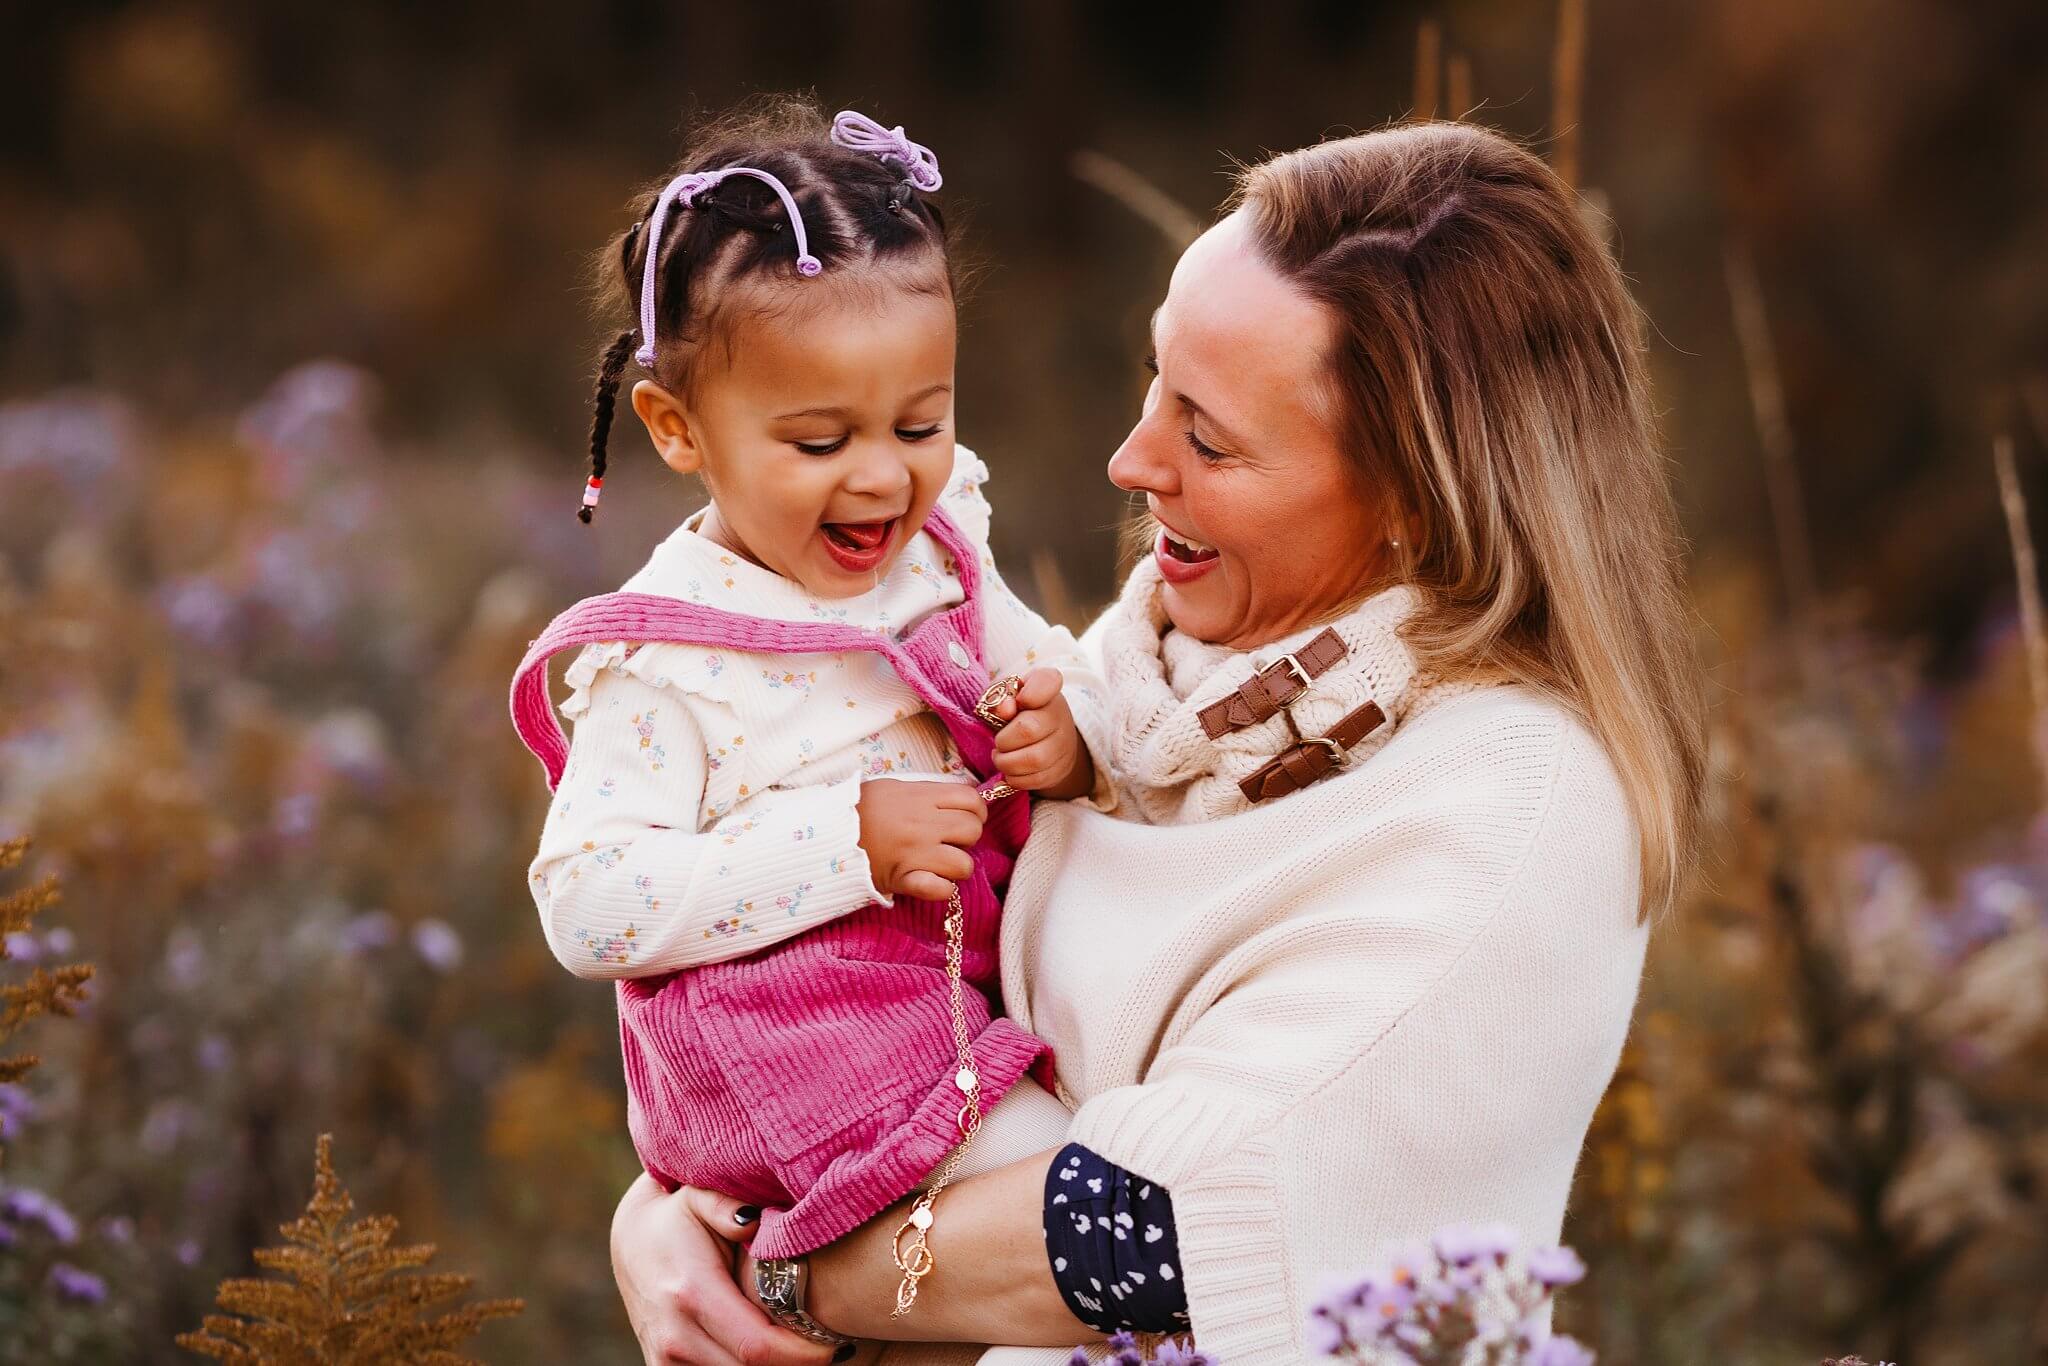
top-left (1108, 211), bottom-right (1392, 649)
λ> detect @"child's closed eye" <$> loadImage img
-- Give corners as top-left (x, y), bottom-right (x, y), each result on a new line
top-left (791, 425), bottom-right (944, 456)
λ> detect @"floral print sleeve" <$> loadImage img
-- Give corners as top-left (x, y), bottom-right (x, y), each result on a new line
top-left (527, 663), bottom-right (886, 979)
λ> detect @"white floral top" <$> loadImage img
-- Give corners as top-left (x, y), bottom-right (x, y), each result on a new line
top-left (528, 445), bottom-right (1112, 980)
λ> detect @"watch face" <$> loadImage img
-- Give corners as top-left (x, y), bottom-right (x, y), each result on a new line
top-left (755, 1257), bottom-right (801, 1309)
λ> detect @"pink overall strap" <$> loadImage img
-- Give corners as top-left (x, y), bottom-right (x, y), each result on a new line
top-left (509, 506), bottom-right (988, 791)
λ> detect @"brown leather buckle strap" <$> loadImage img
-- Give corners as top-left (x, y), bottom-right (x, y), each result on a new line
top-left (1238, 700), bottom-right (1386, 804)
top-left (1197, 628), bottom-right (1349, 739)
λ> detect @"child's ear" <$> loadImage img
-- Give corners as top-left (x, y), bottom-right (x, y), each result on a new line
top-left (630, 379), bottom-right (704, 476)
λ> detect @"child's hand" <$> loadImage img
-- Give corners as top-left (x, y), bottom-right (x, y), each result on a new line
top-left (856, 779), bottom-right (988, 902)
top-left (988, 667), bottom-right (1096, 801)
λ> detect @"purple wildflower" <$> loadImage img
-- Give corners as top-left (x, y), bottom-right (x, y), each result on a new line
top-left (2, 1187), bottom-right (80, 1243)
top-left (175, 1238), bottom-right (203, 1267)
top-left (274, 790), bottom-right (322, 838)
top-left (0, 391), bottom-right (138, 495)
top-left (1528, 1335), bottom-right (1596, 1366)
top-left (4, 931), bottom-right (41, 963)
top-left (196, 1034), bottom-right (233, 1074)
top-left (340, 909), bottom-right (398, 955)
top-left (98, 1215), bottom-right (136, 1244)
top-left (0, 1082), bottom-right (35, 1130)
top-left (48, 1261), bottom-right (108, 1304)
top-left (1527, 1245), bottom-right (1587, 1288)
top-left (412, 919), bottom-right (464, 973)
top-left (41, 926), bottom-right (75, 956)
top-left (1106, 1331), bottom-right (1145, 1366)
top-left (1305, 1310), bottom-right (1347, 1355)
top-left (155, 575), bottom-right (241, 650)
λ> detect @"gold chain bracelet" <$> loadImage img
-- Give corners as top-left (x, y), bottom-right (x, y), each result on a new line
top-left (888, 674), bottom-right (1022, 1317)
top-left (889, 887), bottom-right (983, 1316)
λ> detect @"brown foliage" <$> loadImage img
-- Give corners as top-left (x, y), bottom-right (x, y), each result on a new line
top-left (177, 1134), bottom-right (523, 1364)
top-left (0, 837), bottom-right (94, 1108)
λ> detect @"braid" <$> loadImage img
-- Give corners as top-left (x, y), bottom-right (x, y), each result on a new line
top-left (579, 329), bottom-right (637, 523)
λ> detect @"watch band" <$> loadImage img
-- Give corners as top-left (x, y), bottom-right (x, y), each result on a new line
top-left (752, 1256), bottom-right (853, 1348)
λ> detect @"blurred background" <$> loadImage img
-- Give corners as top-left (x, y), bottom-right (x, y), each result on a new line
top-left (2, 1), bottom-right (2046, 1361)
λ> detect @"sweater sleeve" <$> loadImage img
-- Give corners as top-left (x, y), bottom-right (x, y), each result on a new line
top-left (1062, 722), bottom-right (1646, 1362)
top-left (528, 662), bottom-right (887, 979)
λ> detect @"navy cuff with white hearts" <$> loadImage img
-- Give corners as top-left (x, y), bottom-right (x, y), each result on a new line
top-left (1042, 1142), bottom-right (1189, 1334)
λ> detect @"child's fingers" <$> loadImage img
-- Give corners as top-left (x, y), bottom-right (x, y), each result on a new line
top-left (995, 738), bottom-right (1067, 786)
top-left (934, 809), bottom-right (986, 850)
top-left (993, 704), bottom-right (1064, 753)
top-left (925, 784), bottom-right (989, 821)
top-left (897, 870), bottom-right (956, 902)
top-left (1013, 667), bottom-right (1065, 711)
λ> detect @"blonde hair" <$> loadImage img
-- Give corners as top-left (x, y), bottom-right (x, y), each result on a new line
top-left (1233, 122), bottom-right (1706, 918)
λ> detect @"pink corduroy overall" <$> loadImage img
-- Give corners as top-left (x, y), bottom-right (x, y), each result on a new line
top-left (508, 508), bottom-right (1052, 1259)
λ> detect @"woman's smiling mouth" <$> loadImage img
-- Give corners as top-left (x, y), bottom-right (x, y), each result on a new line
top-left (1154, 524), bottom-right (1221, 583)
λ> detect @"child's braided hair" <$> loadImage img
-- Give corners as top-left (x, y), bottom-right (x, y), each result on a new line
top-left (580, 95), bottom-right (956, 522)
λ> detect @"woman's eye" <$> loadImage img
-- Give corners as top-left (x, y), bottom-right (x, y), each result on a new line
top-left (1183, 429), bottom-right (1225, 462)
top-left (1143, 353), bottom-right (1159, 376)
top-left (792, 437), bottom-right (848, 456)
top-left (895, 424), bottom-right (945, 443)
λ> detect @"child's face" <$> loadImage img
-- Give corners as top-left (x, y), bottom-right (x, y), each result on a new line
top-left (632, 279), bottom-right (958, 600)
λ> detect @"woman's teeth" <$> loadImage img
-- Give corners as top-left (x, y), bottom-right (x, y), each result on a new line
top-left (1161, 529), bottom-right (1217, 562)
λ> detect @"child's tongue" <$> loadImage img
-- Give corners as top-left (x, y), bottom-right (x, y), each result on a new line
top-left (824, 520), bottom-right (891, 550)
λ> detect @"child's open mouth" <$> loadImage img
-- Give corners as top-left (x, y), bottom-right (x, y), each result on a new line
top-left (819, 517), bottom-right (899, 573)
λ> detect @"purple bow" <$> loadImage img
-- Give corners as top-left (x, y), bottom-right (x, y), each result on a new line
top-left (830, 110), bottom-right (944, 192)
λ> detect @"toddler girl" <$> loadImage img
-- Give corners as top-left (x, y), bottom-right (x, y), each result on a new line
top-left (507, 99), bottom-right (1104, 1338)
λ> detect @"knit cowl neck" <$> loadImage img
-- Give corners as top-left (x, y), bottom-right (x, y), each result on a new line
top-left (1099, 558), bottom-right (1450, 825)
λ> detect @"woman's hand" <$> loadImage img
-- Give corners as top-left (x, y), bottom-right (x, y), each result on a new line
top-left (611, 1172), bottom-right (839, 1366)
top-left (989, 668), bottom-right (1096, 801)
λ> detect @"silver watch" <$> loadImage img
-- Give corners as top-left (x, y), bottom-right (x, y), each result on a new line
top-left (752, 1255), bottom-right (852, 1348)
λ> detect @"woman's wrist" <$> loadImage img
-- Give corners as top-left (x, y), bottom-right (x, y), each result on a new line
top-left (799, 1149), bottom-right (1101, 1346)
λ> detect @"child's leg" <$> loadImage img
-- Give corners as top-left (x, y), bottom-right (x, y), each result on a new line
top-left (867, 1078), bottom-right (1075, 1366)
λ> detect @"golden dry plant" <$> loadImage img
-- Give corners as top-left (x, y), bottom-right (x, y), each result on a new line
top-left (0, 837), bottom-right (95, 1116)
top-left (178, 1134), bottom-right (523, 1365)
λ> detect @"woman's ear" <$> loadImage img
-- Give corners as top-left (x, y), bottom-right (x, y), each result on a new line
top-left (630, 379), bottom-right (704, 476)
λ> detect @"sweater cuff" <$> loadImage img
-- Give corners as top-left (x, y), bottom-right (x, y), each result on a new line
top-left (1152, 1135), bottom-right (1300, 1365)
top-left (1066, 1082), bottom-right (1266, 1189)
top-left (1065, 1087), bottom-right (1307, 1357)
top-left (1062, 675), bottom-right (1119, 814)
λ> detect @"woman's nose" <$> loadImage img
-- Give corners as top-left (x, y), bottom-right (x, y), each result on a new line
top-left (1107, 420), bottom-right (1179, 497)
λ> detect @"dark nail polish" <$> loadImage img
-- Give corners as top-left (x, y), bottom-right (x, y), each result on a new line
top-left (732, 1205), bottom-right (761, 1226)
top-left (833, 1344), bottom-right (857, 1363)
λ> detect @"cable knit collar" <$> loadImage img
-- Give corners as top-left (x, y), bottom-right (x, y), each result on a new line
top-left (1099, 558), bottom-right (1443, 824)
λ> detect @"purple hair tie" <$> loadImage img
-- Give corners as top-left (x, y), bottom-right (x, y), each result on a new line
top-left (635, 166), bottom-right (821, 369)
top-left (830, 110), bottom-right (943, 192)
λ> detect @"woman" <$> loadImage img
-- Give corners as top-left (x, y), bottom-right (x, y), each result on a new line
top-left (608, 120), bottom-right (1706, 1365)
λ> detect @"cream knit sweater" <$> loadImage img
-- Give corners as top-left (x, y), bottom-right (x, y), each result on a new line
top-left (876, 567), bottom-right (1648, 1366)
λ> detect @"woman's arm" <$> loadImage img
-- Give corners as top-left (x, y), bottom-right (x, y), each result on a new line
top-left (799, 1148), bottom-right (1096, 1345)
top-left (611, 1155), bottom-right (1097, 1359)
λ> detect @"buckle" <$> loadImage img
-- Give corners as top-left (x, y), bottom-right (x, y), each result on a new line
top-left (1273, 653), bottom-right (1314, 700)
top-left (1300, 735), bottom-right (1344, 766)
